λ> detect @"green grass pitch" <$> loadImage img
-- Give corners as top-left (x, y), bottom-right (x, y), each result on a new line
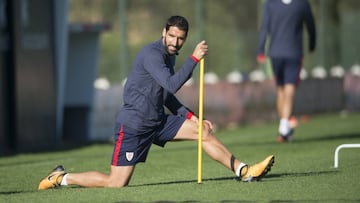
top-left (1, 112), bottom-right (360, 202)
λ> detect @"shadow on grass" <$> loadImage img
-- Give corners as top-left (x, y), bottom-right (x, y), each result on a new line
top-left (131, 170), bottom-right (338, 187)
top-left (113, 201), bottom-right (257, 203)
top-left (0, 191), bottom-right (22, 195)
top-left (114, 200), bottom-right (256, 203)
top-left (130, 176), bottom-right (236, 187)
top-left (265, 170), bottom-right (338, 179)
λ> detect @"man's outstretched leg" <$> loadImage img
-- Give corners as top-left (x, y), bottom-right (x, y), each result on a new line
top-left (38, 165), bottom-right (134, 190)
top-left (174, 119), bottom-right (274, 182)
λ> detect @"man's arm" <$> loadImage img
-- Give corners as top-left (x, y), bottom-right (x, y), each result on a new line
top-left (144, 54), bottom-right (197, 94)
top-left (304, 0), bottom-right (316, 52)
top-left (257, 1), bottom-right (270, 62)
top-left (144, 41), bottom-right (206, 95)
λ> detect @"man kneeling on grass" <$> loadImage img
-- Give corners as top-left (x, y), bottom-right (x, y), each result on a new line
top-left (38, 15), bottom-right (274, 190)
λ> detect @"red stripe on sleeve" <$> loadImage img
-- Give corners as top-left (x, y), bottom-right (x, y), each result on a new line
top-left (191, 55), bottom-right (199, 63)
top-left (112, 125), bottom-right (124, 166)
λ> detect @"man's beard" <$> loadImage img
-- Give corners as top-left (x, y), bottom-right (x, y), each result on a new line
top-left (164, 38), bottom-right (180, 55)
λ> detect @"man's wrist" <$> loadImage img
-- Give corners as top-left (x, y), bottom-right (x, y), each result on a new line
top-left (191, 55), bottom-right (200, 63)
top-left (257, 54), bottom-right (266, 63)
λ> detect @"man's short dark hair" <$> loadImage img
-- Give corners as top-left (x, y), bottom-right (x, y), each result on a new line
top-left (165, 16), bottom-right (189, 37)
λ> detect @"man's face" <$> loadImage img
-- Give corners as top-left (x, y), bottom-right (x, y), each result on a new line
top-left (162, 26), bottom-right (187, 55)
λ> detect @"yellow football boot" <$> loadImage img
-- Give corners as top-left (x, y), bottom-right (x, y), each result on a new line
top-left (38, 165), bottom-right (67, 190)
top-left (241, 155), bottom-right (274, 182)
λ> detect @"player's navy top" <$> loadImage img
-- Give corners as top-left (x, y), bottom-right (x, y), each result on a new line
top-left (257, 0), bottom-right (316, 58)
top-left (116, 39), bottom-right (197, 131)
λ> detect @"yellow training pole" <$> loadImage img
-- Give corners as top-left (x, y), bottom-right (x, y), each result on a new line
top-left (198, 58), bottom-right (205, 184)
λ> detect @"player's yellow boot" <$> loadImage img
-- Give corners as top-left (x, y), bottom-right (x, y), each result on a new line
top-left (38, 165), bottom-right (67, 190)
top-left (240, 155), bottom-right (274, 182)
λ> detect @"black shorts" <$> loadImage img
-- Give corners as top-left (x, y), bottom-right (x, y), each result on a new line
top-left (271, 57), bottom-right (302, 86)
top-left (111, 115), bottom-right (187, 166)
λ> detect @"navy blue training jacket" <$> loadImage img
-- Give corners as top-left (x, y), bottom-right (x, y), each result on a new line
top-left (116, 39), bottom-right (197, 131)
top-left (257, 0), bottom-right (316, 58)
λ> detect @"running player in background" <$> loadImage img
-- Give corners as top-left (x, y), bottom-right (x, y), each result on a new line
top-left (257, 0), bottom-right (316, 142)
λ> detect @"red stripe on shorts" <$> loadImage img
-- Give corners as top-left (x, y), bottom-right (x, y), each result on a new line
top-left (112, 125), bottom-right (124, 166)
